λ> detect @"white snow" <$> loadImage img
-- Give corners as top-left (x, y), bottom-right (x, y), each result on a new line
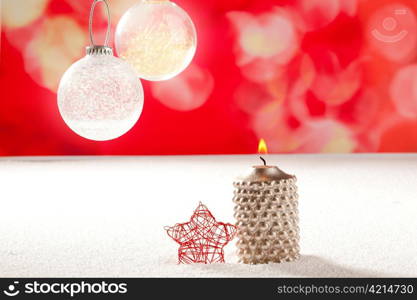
top-left (0, 154), bottom-right (416, 277)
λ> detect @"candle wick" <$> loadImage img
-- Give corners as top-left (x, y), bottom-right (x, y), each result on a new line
top-left (260, 156), bottom-right (266, 166)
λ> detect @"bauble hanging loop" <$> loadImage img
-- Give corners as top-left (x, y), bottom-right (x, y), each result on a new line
top-left (86, 0), bottom-right (113, 56)
top-left (89, 0), bottom-right (111, 47)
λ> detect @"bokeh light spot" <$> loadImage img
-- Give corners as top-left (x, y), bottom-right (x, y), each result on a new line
top-left (24, 16), bottom-right (87, 92)
top-left (151, 64), bottom-right (214, 111)
top-left (1, 0), bottom-right (49, 29)
top-left (390, 64), bottom-right (417, 118)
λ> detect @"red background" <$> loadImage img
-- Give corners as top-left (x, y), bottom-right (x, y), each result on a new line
top-left (1, 0), bottom-right (417, 155)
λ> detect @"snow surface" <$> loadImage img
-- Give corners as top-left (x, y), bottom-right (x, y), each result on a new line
top-left (0, 154), bottom-right (416, 277)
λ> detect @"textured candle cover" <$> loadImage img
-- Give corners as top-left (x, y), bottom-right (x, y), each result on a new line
top-left (233, 166), bottom-right (300, 264)
top-left (57, 51), bottom-right (144, 141)
top-left (115, 0), bottom-right (197, 81)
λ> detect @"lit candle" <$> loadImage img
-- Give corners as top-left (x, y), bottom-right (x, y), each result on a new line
top-left (233, 139), bottom-right (300, 264)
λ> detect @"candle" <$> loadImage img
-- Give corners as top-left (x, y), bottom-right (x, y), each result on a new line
top-left (233, 139), bottom-right (300, 264)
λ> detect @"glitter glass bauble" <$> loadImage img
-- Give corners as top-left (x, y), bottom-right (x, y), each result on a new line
top-left (57, 51), bottom-right (144, 141)
top-left (115, 0), bottom-right (197, 81)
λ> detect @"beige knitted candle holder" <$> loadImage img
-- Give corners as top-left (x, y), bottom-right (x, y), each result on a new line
top-left (233, 165), bottom-right (300, 264)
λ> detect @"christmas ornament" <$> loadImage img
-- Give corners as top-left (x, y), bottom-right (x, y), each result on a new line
top-left (115, 0), bottom-right (197, 81)
top-left (233, 140), bottom-right (300, 264)
top-left (165, 202), bottom-right (237, 264)
top-left (58, 0), bottom-right (144, 141)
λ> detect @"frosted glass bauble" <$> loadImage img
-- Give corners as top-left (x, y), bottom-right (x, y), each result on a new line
top-left (57, 52), bottom-right (144, 141)
top-left (115, 0), bottom-right (197, 81)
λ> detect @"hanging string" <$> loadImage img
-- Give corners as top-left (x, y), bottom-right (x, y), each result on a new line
top-left (89, 0), bottom-right (111, 47)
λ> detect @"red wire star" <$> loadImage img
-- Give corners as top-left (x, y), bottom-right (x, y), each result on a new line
top-left (165, 202), bottom-right (237, 264)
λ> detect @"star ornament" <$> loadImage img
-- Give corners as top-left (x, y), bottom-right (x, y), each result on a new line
top-left (165, 202), bottom-right (237, 264)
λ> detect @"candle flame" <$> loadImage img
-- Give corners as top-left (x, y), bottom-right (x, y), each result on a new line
top-left (258, 138), bottom-right (268, 154)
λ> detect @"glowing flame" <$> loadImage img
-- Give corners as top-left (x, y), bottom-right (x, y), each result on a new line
top-left (258, 138), bottom-right (268, 154)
